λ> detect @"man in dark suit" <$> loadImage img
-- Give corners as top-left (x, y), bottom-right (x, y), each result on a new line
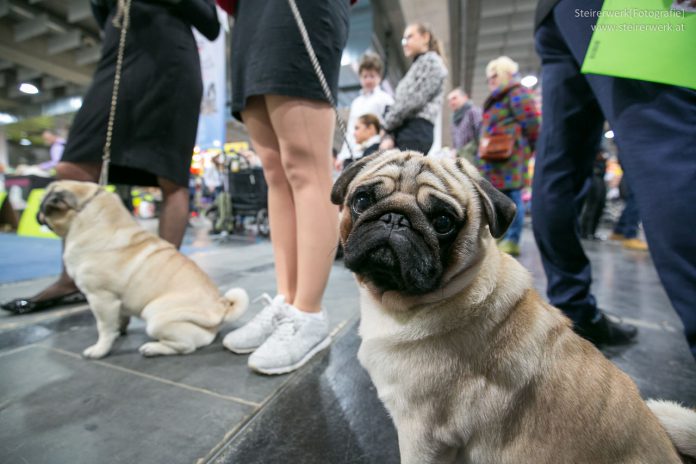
top-left (532, 0), bottom-right (696, 358)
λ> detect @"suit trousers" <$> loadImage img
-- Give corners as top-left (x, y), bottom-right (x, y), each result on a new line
top-left (532, 0), bottom-right (696, 358)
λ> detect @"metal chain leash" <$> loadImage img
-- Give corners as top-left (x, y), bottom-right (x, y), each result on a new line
top-left (287, 0), bottom-right (355, 161)
top-left (100, 0), bottom-right (132, 186)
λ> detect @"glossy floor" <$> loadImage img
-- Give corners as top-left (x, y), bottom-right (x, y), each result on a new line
top-left (0, 223), bottom-right (694, 463)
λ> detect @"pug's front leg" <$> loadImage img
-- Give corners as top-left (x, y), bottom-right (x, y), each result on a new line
top-left (397, 423), bottom-right (458, 464)
top-left (83, 292), bottom-right (122, 359)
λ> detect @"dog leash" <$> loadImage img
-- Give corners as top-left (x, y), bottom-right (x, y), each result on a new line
top-left (99, 0), bottom-right (132, 186)
top-left (287, 0), bottom-right (355, 161)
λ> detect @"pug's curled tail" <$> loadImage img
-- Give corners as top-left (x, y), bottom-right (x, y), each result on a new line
top-left (647, 399), bottom-right (696, 458)
top-left (222, 287), bottom-right (249, 322)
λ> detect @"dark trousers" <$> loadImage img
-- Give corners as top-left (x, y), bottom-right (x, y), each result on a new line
top-left (532, 0), bottom-right (696, 358)
top-left (613, 177), bottom-right (640, 239)
top-left (393, 118), bottom-right (434, 155)
top-left (579, 174), bottom-right (606, 238)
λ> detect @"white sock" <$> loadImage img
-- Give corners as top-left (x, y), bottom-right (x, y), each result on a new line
top-left (288, 304), bottom-right (324, 321)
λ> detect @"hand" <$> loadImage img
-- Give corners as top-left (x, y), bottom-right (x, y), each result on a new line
top-left (334, 158), bottom-right (343, 172)
top-left (380, 137), bottom-right (395, 150)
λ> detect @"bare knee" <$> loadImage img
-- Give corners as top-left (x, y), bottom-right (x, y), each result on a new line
top-left (55, 162), bottom-right (100, 182)
top-left (258, 151), bottom-right (287, 187)
top-left (281, 146), bottom-right (325, 191)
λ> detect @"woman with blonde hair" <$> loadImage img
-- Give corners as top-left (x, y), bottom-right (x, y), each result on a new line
top-left (477, 55), bottom-right (540, 256)
top-left (380, 22), bottom-right (448, 155)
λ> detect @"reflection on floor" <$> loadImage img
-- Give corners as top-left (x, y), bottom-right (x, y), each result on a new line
top-left (1, 223), bottom-right (694, 463)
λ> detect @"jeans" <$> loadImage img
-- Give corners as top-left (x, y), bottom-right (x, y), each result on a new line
top-left (503, 189), bottom-right (524, 244)
top-left (532, 0), bottom-right (696, 358)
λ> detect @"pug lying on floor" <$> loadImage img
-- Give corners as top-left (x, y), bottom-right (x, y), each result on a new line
top-left (331, 150), bottom-right (696, 464)
top-left (38, 181), bottom-right (248, 359)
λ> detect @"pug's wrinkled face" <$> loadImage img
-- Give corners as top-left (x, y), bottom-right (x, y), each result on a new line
top-left (37, 180), bottom-right (102, 237)
top-left (331, 150), bottom-right (516, 297)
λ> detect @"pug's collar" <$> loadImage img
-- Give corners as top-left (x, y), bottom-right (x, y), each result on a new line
top-left (76, 188), bottom-right (105, 212)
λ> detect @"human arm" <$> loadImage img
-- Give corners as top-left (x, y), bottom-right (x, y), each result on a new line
top-left (144, 0), bottom-right (220, 40)
top-left (170, 0), bottom-right (220, 40)
top-left (383, 53), bottom-right (447, 131)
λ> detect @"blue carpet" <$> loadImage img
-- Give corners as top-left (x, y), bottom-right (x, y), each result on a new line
top-left (0, 233), bottom-right (210, 285)
top-left (0, 234), bottom-right (62, 284)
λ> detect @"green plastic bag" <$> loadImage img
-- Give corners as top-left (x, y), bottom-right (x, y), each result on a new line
top-left (581, 0), bottom-right (696, 89)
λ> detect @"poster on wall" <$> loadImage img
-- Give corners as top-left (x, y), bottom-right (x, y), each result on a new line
top-left (193, 7), bottom-right (227, 151)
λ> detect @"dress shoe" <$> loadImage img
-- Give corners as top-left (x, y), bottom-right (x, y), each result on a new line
top-left (574, 312), bottom-right (637, 347)
top-left (1, 291), bottom-right (87, 315)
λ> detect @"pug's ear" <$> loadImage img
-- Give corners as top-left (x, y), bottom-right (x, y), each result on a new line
top-left (331, 151), bottom-right (385, 205)
top-left (456, 159), bottom-right (517, 239)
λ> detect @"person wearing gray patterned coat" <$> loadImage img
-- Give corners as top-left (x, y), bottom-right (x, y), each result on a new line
top-left (382, 23), bottom-right (448, 155)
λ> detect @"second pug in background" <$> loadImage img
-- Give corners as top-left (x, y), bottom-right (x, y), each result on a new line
top-left (38, 181), bottom-right (248, 359)
top-left (332, 150), bottom-right (696, 464)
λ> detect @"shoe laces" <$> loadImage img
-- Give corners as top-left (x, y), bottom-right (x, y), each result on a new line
top-left (269, 307), bottom-right (299, 343)
top-left (248, 293), bottom-right (285, 328)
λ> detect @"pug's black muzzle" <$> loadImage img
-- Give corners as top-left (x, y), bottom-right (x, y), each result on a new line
top-left (36, 191), bottom-right (66, 227)
top-left (344, 211), bottom-right (442, 294)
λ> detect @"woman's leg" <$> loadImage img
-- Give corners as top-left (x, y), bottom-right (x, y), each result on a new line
top-left (29, 162), bottom-right (101, 302)
top-left (157, 177), bottom-right (189, 249)
top-left (266, 95), bottom-right (337, 313)
top-left (242, 96), bottom-right (298, 301)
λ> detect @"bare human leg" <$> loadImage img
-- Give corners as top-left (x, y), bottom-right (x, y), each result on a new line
top-left (241, 96), bottom-right (298, 301)
top-left (265, 95), bottom-right (338, 313)
top-left (157, 176), bottom-right (188, 249)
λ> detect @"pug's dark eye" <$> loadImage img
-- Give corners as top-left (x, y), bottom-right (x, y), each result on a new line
top-left (352, 192), bottom-right (372, 214)
top-left (432, 214), bottom-right (455, 234)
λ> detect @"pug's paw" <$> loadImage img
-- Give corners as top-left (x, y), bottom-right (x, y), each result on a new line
top-left (139, 341), bottom-right (177, 357)
top-left (82, 344), bottom-right (110, 359)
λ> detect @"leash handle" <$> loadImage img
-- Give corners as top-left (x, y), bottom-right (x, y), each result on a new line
top-left (287, 0), bottom-right (355, 161)
top-left (100, 0), bottom-right (132, 186)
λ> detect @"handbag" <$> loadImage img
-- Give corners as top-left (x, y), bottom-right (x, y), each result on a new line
top-left (479, 133), bottom-right (514, 162)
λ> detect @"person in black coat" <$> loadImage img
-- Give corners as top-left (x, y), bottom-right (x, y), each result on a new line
top-left (2, 0), bottom-right (219, 314)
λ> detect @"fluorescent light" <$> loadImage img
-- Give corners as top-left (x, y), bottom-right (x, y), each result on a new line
top-left (341, 53), bottom-right (352, 66)
top-left (521, 75), bottom-right (538, 88)
top-left (19, 138), bottom-right (32, 146)
top-left (69, 97), bottom-right (83, 109)
top-left (0, 113), bottom-right (17, 124)
top-left (19, 83), bottom-right (40, 95)
top-left (604, 130), bottom-right (615, 139)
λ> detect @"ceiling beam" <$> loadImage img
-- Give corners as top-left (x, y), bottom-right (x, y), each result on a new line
top-left (67, 0), bottom-right (91, 23)
top-left (0, 25), bottom-right (94, 86)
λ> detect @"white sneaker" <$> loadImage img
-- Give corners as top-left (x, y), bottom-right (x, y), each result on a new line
top-left (223, 294), bottom-right (286, 354)
top-left (248, 305), bottom-right (331, 375)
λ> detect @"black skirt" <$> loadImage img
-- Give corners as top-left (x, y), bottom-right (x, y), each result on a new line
top-left (62, 2), bottom-right (205, 187)
top-left (230, 0), bottom-right (350, 121)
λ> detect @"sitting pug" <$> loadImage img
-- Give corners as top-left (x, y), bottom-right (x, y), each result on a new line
top-left (38, 180), bottom-right (248, 359)
top-left (331, 150), bottom-right (696, 464)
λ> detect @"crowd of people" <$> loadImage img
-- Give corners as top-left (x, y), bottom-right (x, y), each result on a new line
top-left (2, 0), bottom-right (695, 371)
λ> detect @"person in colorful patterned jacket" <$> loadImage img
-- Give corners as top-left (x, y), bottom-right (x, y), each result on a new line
top-left (477, 56), bottom-right (540, 257)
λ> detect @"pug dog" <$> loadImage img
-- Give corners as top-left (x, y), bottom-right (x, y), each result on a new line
top-left (38, 180), bottom-right (248, 359)
top-left (331, 150), bottom-right (696, 464)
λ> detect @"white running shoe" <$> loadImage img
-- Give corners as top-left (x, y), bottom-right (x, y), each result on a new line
top-left (223, 294), bottom-right (286, 354)
top-left (248, 305), bottom-right (331, 375)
